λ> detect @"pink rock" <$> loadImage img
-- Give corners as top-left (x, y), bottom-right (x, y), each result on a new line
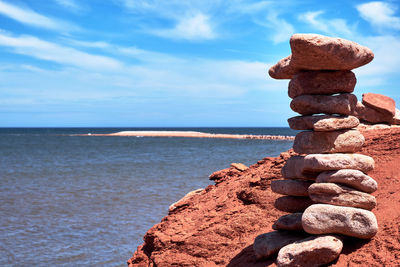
top-left (308, 183), bottom-right (377, 210)
top-left (274, 196), bottom-right (314, 213)
top-left (268, 55), bottom-right (297, 79)
top-left (352, 101), bottom-right (393, 124)
top-left (302, 204), bottom-right (378, 239)
top-left (282, 154), bottom-right (375, 179)
top-left (290, 94), bottom-right (357, 116)
top-left (362, 93), bottom-right (396, 117)
top-left (276, 235), bottom-right (343, 267)
top-left (290, 34), bottom-right (374, 70)
top-left (293, 129), bottom-right (364, 154)
top-left (288, 70), bottom-right (356, 99)
top-left (253, 231), bottom-right (308, 259)
top-left (288, 115), bottom-right (359, 131)
top-left (271, 179), bottom-right (313, 196)
top-left (272, 213), bottom-right (304, 231)
top-left (316, 169), bottom-right (378, 193)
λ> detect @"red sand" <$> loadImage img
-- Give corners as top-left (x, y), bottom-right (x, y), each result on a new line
top-left (128, 128), bottom-right (400, 266)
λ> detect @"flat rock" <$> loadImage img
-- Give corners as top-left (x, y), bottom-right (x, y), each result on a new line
top-left (290, 93), bottom-right (357, 115)
top-left (253, 231), bottom-right (308, 259)
top-left (230, 163), bottom-right (248, 171)
top-left (282, 154), bottom-right (375, 179)
top-left (288, 70), bottom-right (356, 99)
top-left (276, 235), bottom-right (343, 267)
top-left (288, 115), bottom-right (359, 131)
top-left (271, 179), bottom-right (313, 196)
top-left (362, 93), bottom-right (396, 117)
top-left (272, 213), bottom-right (304, 231)
top-left (281, 156), bottom-right (318, 180)
top-left (293, 129), bottom-right (364, 154)
top-left (302, 204), bottom-right (378, 239)
top-left (316, 169), bottom-right (377, 193)
top-left (308, 183), bottom-right (376, 210)
top-left (352, 101), bottom-right (393, 124)
top-left (274, 196), bottom-right (314, 213)
top-left (290, 34), bottom-right (374, 70)
top-left (268, 55), bottom-right (297, 79)
top-left (394, 108), bottom-right (400, 125)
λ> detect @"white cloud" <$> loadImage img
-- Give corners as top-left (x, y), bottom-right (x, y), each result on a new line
top-left (0, 32), bottom-right (122, 70)
top-left (153, 13), bottom-right (216, 41)
top-left (266, 12), bottom-right (295, 44)
top-left (299, 10), bottom-right (353, 37)
top-left (0, 0), bottom-right (78, 31)
top-left (55, 0), bottom-right (84, 13)
top-left (357, 1), bottom-right (400, 30)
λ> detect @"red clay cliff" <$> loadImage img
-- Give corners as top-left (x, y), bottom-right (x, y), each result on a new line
top-left (128, 127), bottom-right (400, 266)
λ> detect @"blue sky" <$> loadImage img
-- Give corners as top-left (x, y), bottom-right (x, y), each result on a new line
top-left (0, 0), bottom-right (399, 127)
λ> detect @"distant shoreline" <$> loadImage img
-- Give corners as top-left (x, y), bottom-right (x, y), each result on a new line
top-left (76, 131), bottom-right (295, 140)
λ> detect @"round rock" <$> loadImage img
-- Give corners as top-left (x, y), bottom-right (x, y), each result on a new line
top-left (290, 34), bottom-right (374, 70)
top-left (290, 93), bottom-right (357, 115)
top-left (362, 93), bottom-right (396, 117)
top-left (271, 179), bottom-right (313, 196)
top-left (308, 183), bottom-right (376, 210)
top-left (288, 115), bottom-right (359, 131)
top-left (253, 231), bottom-right (308, 259)
top-left (274, 196), bottom-right (314, 213)
top-left (276, 235), bottom-right (343, 267)
top-left (288, 70), bottom-right (356, 99)
top-left (302, 204), bottom-right (378, 239)
top-left (293, 129), bottom-right (364, 154)
top-left (316, 169), bottom-right (378, 193)
top-left (272, 213), bottom-right (304, 231)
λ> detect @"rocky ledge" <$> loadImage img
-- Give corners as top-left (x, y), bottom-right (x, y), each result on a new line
top-left (127, 127), bottom-right (400, 266)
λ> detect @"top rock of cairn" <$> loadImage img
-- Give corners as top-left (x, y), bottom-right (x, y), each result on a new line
top-left (269, 34), bottom-right (374, 79)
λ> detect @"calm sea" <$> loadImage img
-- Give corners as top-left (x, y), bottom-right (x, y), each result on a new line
top-left (0, 128), bottom-right (296, 266)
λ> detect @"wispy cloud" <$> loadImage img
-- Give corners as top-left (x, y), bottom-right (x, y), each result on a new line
top-left (0, 32), bottom-right (122, 70)
top-left (266, 12), bottom-right (295, 44)
top-left (0, 0), bottom-right (79, 31)
top-left (55, 0), bottom-right (84, 13)
top-left (298, 10), bottom-right (353, 37)
top-left (152, 13), bottom-right (216, 41)
top-left (357, 1), bottom-right (400, 30)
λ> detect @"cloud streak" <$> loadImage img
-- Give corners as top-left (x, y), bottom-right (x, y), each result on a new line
top-left (357, 1), bottom-right (400, 30)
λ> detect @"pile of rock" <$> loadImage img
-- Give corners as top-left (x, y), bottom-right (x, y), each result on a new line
top-left (353, 92), bottom-right (400, 125)
top-left (254, 34), bottom-right (379, 266)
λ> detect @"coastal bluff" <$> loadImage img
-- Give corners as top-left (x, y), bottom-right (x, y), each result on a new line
top-left (127, 127), bottom-right (400, 266)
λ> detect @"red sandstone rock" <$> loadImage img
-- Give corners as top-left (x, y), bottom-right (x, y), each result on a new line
top-left (268, 55), bottom-right (297, 79)
top-left (290, 34), bottom-right (374, 70)
top-left (288, 70), bottom-right (356, 99)
top-left (128, 128), bottom-right (400, 266)
top-left (293, 129), bottom-right (364, 154)
top-left (274, 196), bottom-right (314, 213)
top-left (362, 93), bottom-right (396, 117)
top-left (271, 179), bottom-right (313, 196)
top-left (288, 115), bottom-right (359, 131)
top-left (308, 183), bottom-right (377, 210)
top-left (272, 213), bottom-right (303, 231)
top-left (276, 235), bottom-right (343, 267)
top-left (352, 101), bottom-right (393, 124)
top-left (290, 93), bottom-right (357, 115)
top-left (302, 204), bottom-right (378, 239)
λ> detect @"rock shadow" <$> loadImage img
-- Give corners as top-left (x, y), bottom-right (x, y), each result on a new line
top-left (227, 245), bottom-right (275, 267)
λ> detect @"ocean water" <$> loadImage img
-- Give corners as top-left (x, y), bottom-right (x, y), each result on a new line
top-left (0, 128), bottom-right (296, 266)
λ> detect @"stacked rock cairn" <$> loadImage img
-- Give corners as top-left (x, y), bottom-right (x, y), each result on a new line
top-left (253, 34), bottom-right (379, 266)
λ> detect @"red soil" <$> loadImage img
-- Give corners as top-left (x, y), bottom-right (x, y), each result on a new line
top-left (127, 128), bottom-right (400, 267)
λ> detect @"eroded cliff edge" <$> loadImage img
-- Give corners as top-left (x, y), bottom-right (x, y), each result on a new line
top-left (128, 127), bottom-right (400, 266)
